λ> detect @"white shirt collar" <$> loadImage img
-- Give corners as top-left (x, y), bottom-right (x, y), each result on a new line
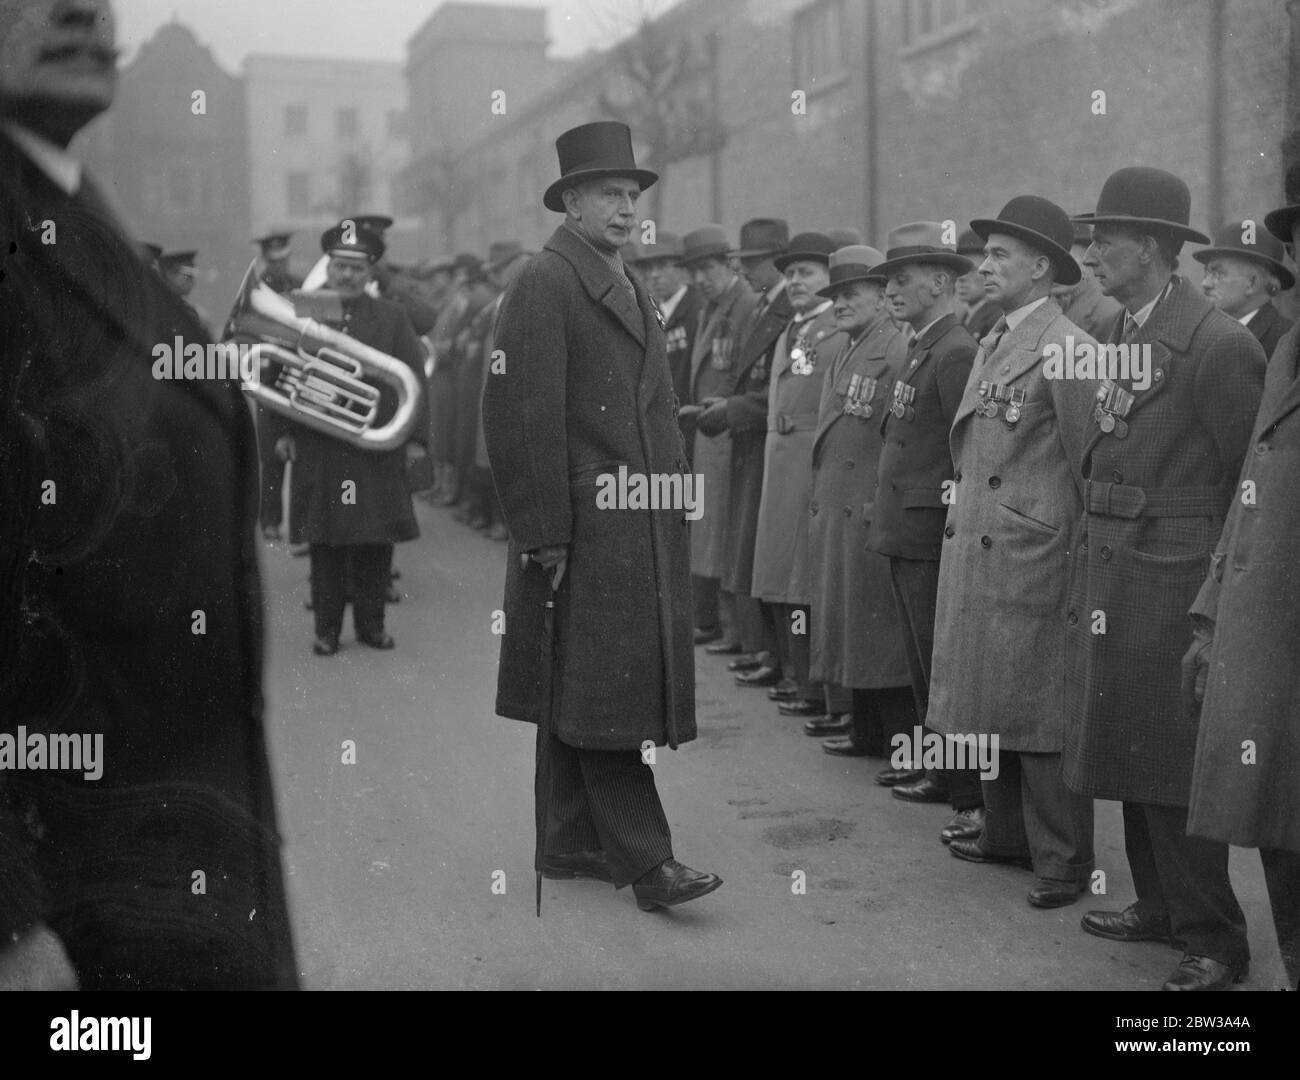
top-left (792, 298), bottom-right (832, 324)
top-left (3, 121), bottom-right (82, 195)
top-left (1002, 295), bottom-right (1050, 332)
top-left (659, 284), bottom-right (687, 323)
top-left (1238, 307), bottom-right (1259, 327)
top-left (765, 278), bottom-right (788, 304)
top-left (913, 311), bottom-right (953, 342)
top-left (1127, 279), bottom-right (1174, 328)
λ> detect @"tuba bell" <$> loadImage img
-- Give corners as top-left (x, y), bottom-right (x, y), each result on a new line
top-left (226, 260), bottom-right (423, 452)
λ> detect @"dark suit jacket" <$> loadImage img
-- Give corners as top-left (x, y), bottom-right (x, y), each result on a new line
top-left (0, 130), bottom-right (296, 988)
top-left (1245, 301), bottom-right (1292, 360)
top-left (866, 313), bottom-right (976, 561)
top-left (663, 283), bottom-right (703, 411)
top-left (962, 298), bottom-right (1002, 342)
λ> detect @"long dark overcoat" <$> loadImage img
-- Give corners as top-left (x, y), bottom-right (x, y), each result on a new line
top-left (1187, 322), bottom-right (1300, 853)
top-left (808, 312), bottom-right (911, 688)
top-left (1061, 277), bottom-right (1266, 806)
top-left (482, 226), bottom-right (695, 750)
top-left (928, 299), bottom-right (1097, 750)
top-left (0, 132), bottom-right (296, 988)
top-left (279, 293), bottom-right (427, 545)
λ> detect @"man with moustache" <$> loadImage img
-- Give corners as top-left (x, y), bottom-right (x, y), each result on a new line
top-left (805, 246), bottom-right (915, 752)
top-left (0, 0), bottom-right (295, 988)
top-left (1193, 220), bottom-right (1293, 358)
top-left (697, 219), bottom-right (794, 684)
top-left (680, 225), bottom-right (757, 651)
top-left (750, 233), bottom-right (842, 719)
top-left (1052, 220), bottom-right (1122, 342)
top-left (627, 232), bottom-right (701, 420)
top-left (1064, 167), bottom-right (1266, 991)
top-left (928, 197), bottom-right (1099, 905)
top-left (483, 121), bottom-right (720, 912)
top-left (865, 223), bottom-right (985, 828)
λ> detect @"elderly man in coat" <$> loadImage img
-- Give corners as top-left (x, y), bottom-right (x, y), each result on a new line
top-left (1183, 191), bottom-right (1300, 990)
top-left (482, 121), bottom-right (722, 912)
top-left (1063, 167), bottom-right (1267, 991)
top-left (804, 246), bottom-right (914, 751)
top-left (1192, 220), bottom-right (1294, 359)
top-left (927, 197), bottom-right (1100, 907)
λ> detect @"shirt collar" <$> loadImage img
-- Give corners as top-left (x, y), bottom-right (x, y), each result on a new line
top-left (659, 284), bottom-right (687, 322)
top-left (1238, 306), bottom-right (1260, 327)
top-left (1127, 279), bottom-right (1174, 328)
top-left (1002, 295), bottom-right (1050, 332)
top-left (913, 311), bottom-right (951, 343)
top-left (791, 298), bottom-right (832, 324)
top-left (3, 121), bottom-right (82, 195)
top-left (764, 278), bottom-right (788, 305)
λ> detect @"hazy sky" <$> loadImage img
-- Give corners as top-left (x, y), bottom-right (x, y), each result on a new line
top-left (114, 0), bottom-right (680, 70)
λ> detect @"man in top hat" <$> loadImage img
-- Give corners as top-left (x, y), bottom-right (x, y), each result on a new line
top-left (697, 218), bottom-right (794, 685)
top-left (255, 230), bottom-right (301, 293)
top-left (482, 120), bottom-right (721, 912)
top-left (956, 227), bottom-right (1002, 341)
top-left (679, 224), bottom-right (758, 651)
top-left (1051, 219), bottom-right (1122, 342)
top-left (749, 232), bottom-right (843, 719)
top-left (1194, 220), bottom-right (1294, 358)
top-left (865, 223), bottom-right (986, 834)
top-left (627, 231), bottom-right (701, 415)
top-left (926, 197), bottom-right (1100, 905)
top-left (1182, 181), bottom-right (1300, 989)
top-left (805, 246), bottom-right (915, 753)
top-left (272, 221), bottom-right (428, 656)
top-left (1063, 166), bottom-right (1266, 991)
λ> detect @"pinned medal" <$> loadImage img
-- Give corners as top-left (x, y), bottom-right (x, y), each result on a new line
top-left (1005, 404), bottom-right (1020, 424)
top-left (1099, 412), bottom-right (1115, 433)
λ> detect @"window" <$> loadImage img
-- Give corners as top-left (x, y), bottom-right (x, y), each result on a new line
top-left (900, 0), bottom-right (975, 49)
top-left (285, 103), bottom-right (307, 136)
top-left (387, 109), bottom-right (408, 138)
top-left (337, 106), bottom-right (359, 139)
top-left (793, 0), bottom-right (849, 93)
top-left (287, 171), bottom-right (310, 216)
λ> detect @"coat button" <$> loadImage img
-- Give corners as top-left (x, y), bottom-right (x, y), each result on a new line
top-left (1112, 469), bottom-right (1123, 483)
top-left (1100, 545), bottom-right (1112, 560)
top-left (1067, 611), bottom-right (1078, 626)
top-left (988, 476), bottom-right (1000, 489)
top-left (1255, 442), bottom-right (1268, 455)
top-left (944, 524), bottom-right (955, 538)
top-left (980, 535), bottom-right (992, 548)
top-left (953, 469), bottom-right (962, 482)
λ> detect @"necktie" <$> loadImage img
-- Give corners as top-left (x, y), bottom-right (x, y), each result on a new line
top-left (1121, 313), bottom-right (1141, 345)
top-left (980, 316), bottom-right (1009, 357)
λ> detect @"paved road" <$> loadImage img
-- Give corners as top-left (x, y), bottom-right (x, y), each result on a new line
top-left (258, 499), bottom-right (1286, 990)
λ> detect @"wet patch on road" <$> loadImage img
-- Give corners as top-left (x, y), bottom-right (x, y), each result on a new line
top-left (762, 817), bottom-right (855, 849)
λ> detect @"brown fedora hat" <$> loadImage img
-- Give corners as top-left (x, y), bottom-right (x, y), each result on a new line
top-left (1072, 166), bottom-right (1210, 245)
top-left (971, 195), bottom-right (1082, 285)
top-left (869, 222), bottom-right (973, 279)
top-left (543, 121), bottom-right (658, 213)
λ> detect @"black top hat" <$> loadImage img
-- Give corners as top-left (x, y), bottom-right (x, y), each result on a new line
top-left (816, 245), bottom-right (888, 298)
top-left (869, 223), bottom-right (973, 279)
top-left (773, 232), bottom-right (836, 272)
top-left (320, 222), bottom-right (384, 263)
top-left (1072, 166), bottom-right (1210, 245)
top-left (730, 218), bottom-right (790, 260)
top-left (1193, 221), bottom-right (1294, 291)
top-left (543, 121), bottom-right (658, 213)
top-left (971, 195), bottom-right (1082, 286)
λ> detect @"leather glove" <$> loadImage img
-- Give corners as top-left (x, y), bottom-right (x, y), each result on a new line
top-left (696, 399), bottom-right (730, 438)
top-left (1180, 621), bottom-right (1214, 719)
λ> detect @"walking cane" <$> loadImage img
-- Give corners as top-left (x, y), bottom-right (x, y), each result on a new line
top-left (527, 552), bottom-right (562, 916)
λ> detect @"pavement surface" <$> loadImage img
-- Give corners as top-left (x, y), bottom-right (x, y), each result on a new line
top-left (259, 497), bottom-right (1287, 991)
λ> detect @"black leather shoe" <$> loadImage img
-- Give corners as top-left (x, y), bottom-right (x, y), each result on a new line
top-left (632, 858), bottom-right (723, 911)
top-left (357, 632), bottom-right (395, 649)
top-left (804, 713), bottom-right (852, 737)
top-left (892, 776), bottom-right (950, 803)
top-left (1162, 954), bottom-right (1248, 991)
top-left (948, 838), bottom-right (1032, 869)
top-left (728, 652), bottom-right (767, 672)
top-left (735, 664), bottom-right (780, 687)
top-left (541, 849), bottom-right (613, 883)
top-left (822, 736), bottom-right (869, 757)
top-left (312, 635), bottom-right (339, 656)
top-left (705, 640), bottom-right (743, 655)
top-left (1081, 904), bottom-right (1178, 945)
top-left (1028, 878), bottom-right (1086, 908)
top-left (777, 699), bottom-right (822, 717)
top-left (767, 679), bottom-right (799, 701)
top-left (875, 766), bottom-right (924, 787)
top-left (940, 807), bottom-right (986, 844)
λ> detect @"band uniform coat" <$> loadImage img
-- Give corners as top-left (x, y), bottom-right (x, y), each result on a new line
top-left (751, 303), bottom-right (843, 605)
top-left (927, 299), bottom-right (1098, 751)
top-left (1187, 321), bottom-right (1300, 853)
top-left (1061, 277), bottom-right (1266, 806)
top-left (808, 312), bottom-right (911, 688)
top-left (482, 225), bottom-right (696, 751)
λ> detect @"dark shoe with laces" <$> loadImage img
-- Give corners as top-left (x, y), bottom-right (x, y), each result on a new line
top-left (632, 858), bottom-right (723, 911)
top-left (1081, 904), bottom-right (1179, 945)
top-left (541, 849), bottom-right (613, 883)
top-left (312, 635), bottom-right (339, 656)
top-left (1161, 954), bottom-right (1248, 991)
top-left (357, 631), bottom-right (395, 649)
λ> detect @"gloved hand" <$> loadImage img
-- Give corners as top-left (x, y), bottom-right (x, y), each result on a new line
top-left (1180, 621), bottom-right (1214, 719)
top-left (697, 399), bottom-right (730, 438)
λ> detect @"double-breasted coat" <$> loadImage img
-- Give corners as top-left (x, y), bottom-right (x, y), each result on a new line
top-left (927, 299), bottom-right (1098, 750)
top-left (751, 301), bottom-right (843, 604)
top-left (482, 225), bottom-right (695, 750)
top-left (1061, 277), bottom-right (1266, 806)
top-left (1187, 321), bottom-right (1300, 853)
top-left (719, 284), bottom-right (794, 598)
top-left (279, 293), bottom-right (427, 546)
top-left (808, 311), bottom-right (911, 688)
top-left (689, 276), bottom-right (758, 579)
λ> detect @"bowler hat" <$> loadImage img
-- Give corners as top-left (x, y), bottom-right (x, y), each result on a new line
top-left (1193, 221), bottom-right (1294, 290)
top-left (729, 218), bottom-right (790, 260)
top-left (817, 245), bottom-right (888, 298)
top-left (955, 228), bottom-right (985, 256)
top-left (543, 121), bottom-right (658, 213)
top-left (868, 222), bottom-right (973, 279)
top-left (971, 195), bottom-right (1082, 285)
top-left (679, 225), bottom-right (733, 266)
top-left (627, 232), bottom-right (685, 266)
top-left (321, 221), bottom-right (384, 262)
top-left (1072, 166), bottom-right (1210, 245)
top-left (826, 227), bottom-right (863, 248)
top-left (1263, 163), bottom-right (1300, 244)
top-left (773, 231), bottom-right (837, 272)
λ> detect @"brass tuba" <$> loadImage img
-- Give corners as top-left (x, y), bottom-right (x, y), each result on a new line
top-left (227, 260), bottom-right (423, 452)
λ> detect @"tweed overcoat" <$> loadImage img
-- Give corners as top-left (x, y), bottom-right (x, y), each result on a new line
top-left (482, 225), bottom-right (695, 750)
top-left (927, 299), bottom-right (1098, 750)
top-left (1186, 322), bottom-right (1300, 853)
top-left (1061, 277), bottom-right (1266, 806)
top-left (689, 276), bottom-right (757, 579)
top-left (751, 302), bottom-right (843, 604)
top-left (808, 312), bottom-right (911, 688)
